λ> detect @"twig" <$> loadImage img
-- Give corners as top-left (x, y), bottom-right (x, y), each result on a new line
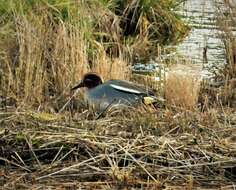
top-left (36, 154), bottom-right (105, 180)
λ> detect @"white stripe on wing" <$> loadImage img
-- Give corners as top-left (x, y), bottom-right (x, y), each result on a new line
top-left (109, 84), bottom-right (142, 94)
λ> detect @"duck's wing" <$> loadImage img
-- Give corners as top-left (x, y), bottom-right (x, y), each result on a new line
top-left (106, 80), bottom-right (155, 96)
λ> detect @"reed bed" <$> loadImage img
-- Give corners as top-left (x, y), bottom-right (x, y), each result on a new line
top-left (0, 0), bottom-right (236, 189)
top-left (0, 0), bottom-right (188, 108)
top-left (0, 105), bottom-right (235, 189)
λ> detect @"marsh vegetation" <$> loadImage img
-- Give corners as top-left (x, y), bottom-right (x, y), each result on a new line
top-left (0, 0), bottom-right (235, 189)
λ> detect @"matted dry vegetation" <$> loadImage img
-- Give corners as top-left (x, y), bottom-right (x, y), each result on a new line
top-left (0, 106), bottom-right (236, 189)
top-left (0, 0), bottom-right (236, 189)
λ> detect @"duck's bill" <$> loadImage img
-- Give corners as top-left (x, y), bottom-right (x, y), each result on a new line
top-left (71, 82), bottom-right (84, 91)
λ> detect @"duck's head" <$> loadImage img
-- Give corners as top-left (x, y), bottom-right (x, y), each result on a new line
top-left (71, 73), bottom-right (103, 90)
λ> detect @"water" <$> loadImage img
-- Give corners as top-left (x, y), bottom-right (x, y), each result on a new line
top-left (133, 0), bottom-right (236, 79)
top-left (176, 0), bottom-right (226, 70)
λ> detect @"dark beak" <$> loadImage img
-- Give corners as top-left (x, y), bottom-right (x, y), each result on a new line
top-left (71, 81), bottom-right (84, 91)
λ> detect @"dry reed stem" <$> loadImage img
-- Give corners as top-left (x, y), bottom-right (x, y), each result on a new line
top-left (91, 42), bottom-right (130, 81)
top-left (165, 64), bottom-right (202, 109)
top-left (1, 9), bottom-right (130, 107)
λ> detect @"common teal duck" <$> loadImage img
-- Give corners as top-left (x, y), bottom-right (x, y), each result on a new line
top-left (71, 73), bottom-right (158, 112)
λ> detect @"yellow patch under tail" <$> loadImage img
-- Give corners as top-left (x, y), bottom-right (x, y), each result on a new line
top-left (143, 96), bottom-right (157, 105)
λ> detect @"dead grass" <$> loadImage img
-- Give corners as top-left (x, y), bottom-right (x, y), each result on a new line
top-left (0, 0), bottom-right (189, 108)
top-left (0, 1), bottom-right (235, 189)
top-left (91, 46), bottom-right (130, 81)
top-left (165, 65), bottom-right (202, 110)
top-left (0, 3), bottom-right (108, 107)
top-left (0, 9), bottom-right (129, 107)
top-left (0, 107), bottom-right (235, 189)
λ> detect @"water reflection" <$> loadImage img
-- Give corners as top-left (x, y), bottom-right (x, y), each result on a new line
top-left (177, 0), bottom-right (226, 67)
top-left (133, 0), bottom-right (235, 79)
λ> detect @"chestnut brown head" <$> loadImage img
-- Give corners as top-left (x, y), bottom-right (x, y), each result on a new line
top-left (71, 73), bottom-right (103, 90)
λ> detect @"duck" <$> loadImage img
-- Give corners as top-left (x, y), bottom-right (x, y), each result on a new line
top-left (71, 73), bottom-right (158, 112)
